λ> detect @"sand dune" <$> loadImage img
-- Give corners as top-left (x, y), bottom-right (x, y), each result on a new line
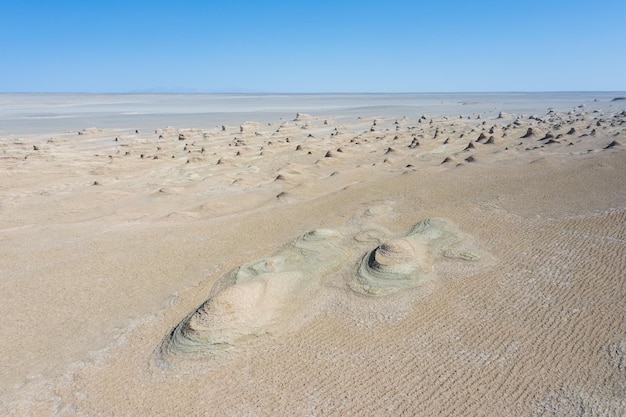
top-left (1, 94), bottom-right (626, 416)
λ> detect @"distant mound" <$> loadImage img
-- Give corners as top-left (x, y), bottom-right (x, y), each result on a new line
top-left (294, 113), bottom-right (313, 121)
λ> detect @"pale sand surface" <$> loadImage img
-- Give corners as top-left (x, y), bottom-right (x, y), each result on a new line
top-left (1, 94), bottom-right (626, 416)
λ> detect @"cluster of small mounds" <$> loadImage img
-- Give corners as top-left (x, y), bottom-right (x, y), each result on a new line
top-left (2, 106), bottom-right (623, 199)
top-left (431, 107), bottom-right (626, 166)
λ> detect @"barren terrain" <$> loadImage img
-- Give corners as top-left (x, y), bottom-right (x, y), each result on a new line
top-left (1, 95), bottom-right (625, 416)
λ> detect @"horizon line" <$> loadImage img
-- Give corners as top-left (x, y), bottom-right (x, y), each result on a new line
top-left (1, 90), bottom-right (625, 95)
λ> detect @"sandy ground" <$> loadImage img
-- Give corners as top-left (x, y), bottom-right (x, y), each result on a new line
top-left (1, 97), bottom-right (626, 416)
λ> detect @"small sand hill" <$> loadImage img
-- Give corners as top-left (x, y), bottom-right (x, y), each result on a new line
top-left (605, 140), bottom-right (623, 149)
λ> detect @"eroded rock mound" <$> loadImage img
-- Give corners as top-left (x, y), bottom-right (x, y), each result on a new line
top-left (160, 229), bottom-right (347, 357)
top-left (159, 217), bottom-right (486, 362)
top-left (355, 218), bottom-right (479, 295)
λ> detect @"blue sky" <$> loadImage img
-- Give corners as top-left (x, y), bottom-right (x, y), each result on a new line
top-left (1, 0), bottom-right (624, 92)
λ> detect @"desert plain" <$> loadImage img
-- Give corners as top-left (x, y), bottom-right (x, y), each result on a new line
top-left (1, 93), bottom-right (625, 416)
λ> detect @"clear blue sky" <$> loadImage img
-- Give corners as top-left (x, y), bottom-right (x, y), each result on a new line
top-left (1, 0), bottom-right (624, 92)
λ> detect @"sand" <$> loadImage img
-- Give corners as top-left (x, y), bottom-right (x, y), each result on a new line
top-left (1, 93), bottom-right (626, 416)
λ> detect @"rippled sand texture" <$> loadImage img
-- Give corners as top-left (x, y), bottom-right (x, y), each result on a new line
top-left (1, 95), bottom-right (626, 416)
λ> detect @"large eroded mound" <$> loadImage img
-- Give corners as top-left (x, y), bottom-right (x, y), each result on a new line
top-left (356, 217), bottom-right (478, 295)
top-left (159, 229), bottom-right (348, 356)
top-left (159, 216), bottom-right (486, 361)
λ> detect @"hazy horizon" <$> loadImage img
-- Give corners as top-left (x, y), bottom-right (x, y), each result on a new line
top-left (2, 91), bottom-right (624, 137)
top-left (2, 90), bottom-right (626, 95)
